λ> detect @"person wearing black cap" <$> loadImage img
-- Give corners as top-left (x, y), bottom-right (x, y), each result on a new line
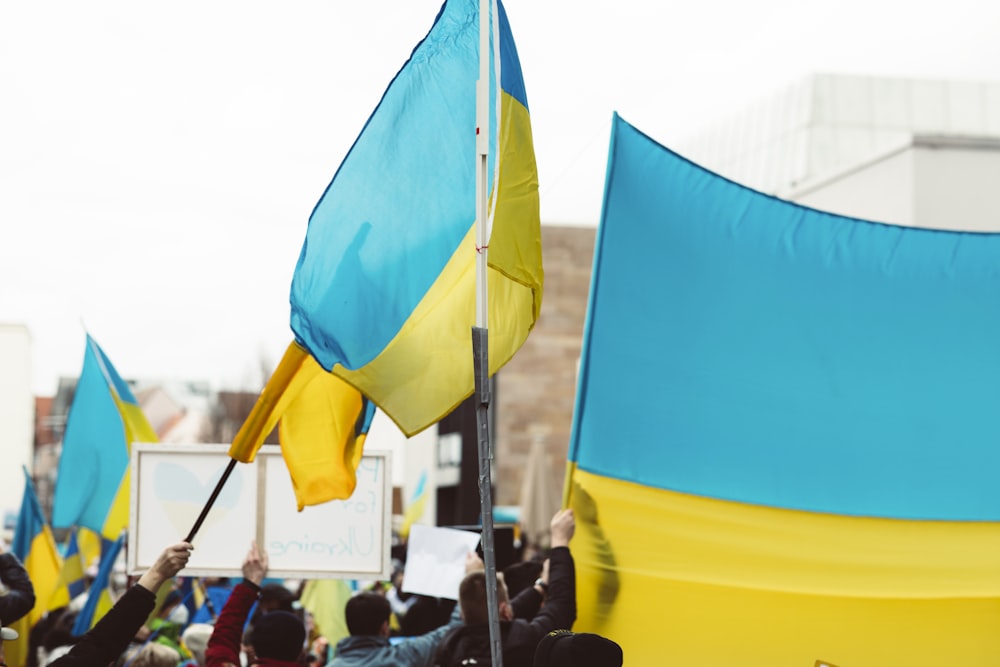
top-left (48, 541), bottom-right (193, 667)
top-left (532, 630), bottom-right (622, 667)
top-left (205, 542), bottom-right (305, 667)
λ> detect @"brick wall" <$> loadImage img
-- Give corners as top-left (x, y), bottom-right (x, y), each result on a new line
top-left (495, 225), bottom-right (596, 506)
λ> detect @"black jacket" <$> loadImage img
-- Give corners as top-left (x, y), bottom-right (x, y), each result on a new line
top-left (0, 552), bottom-right (36, 625)
top-left (434, 547), bottom-right (576, 667)
top-left (49, 584), bottom-right (157, 667)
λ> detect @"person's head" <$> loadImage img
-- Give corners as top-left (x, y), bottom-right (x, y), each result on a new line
top-left (128, 643), bottom-right (181, 667)
top-left (458, 571), bottom-right (512, 625)
top-left (344, 592), bottom-right (391, 637)
top-left (259, 584), bottom-right (296, 614)
top-left (181, 623), bottom-right (214, 667)
top-left (533, 630), bottom-right (623, 667)
top-left (248, 611), bottom-right (306, 662)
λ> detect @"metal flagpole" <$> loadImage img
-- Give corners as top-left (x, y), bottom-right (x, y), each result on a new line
top-left (473, 0), bottom-right (503, 665)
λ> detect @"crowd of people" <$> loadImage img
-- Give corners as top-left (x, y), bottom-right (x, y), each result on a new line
top-left (0, 510), bottom-right (622, 667)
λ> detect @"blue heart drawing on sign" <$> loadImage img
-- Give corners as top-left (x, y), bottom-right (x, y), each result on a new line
top-left (154, 461), bottom-right (243, 538)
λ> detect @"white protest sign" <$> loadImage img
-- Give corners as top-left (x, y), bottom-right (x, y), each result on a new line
top-left (128, 443), bottom-right (391, 579)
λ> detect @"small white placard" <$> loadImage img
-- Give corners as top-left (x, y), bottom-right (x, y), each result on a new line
top-left (402, 525), bottom-right (481, 599)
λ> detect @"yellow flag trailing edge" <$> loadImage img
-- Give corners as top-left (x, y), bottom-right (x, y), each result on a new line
top-left (229, 343), bottom-right (374, 510)
top-left (230, 0), bottom-right (541, 508)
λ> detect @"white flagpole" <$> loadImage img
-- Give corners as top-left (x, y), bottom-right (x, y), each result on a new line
top-left (473, 0), bottom-right (504, 666)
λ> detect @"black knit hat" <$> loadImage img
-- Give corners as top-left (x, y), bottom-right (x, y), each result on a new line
top-left (248, 611), bottom-right (305, 661)
top-left (533, 630), bottom-right (623, 667)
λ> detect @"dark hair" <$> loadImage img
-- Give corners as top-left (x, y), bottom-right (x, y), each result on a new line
top-left (345, 593), bottom-right (391, 636)
top-left (248, 611), bottom-right (305, 661)
top-left (399, 596), bottom-right (457, 636)
top-left (259, 584), bottom-right (296, 612)
top-left (458, 572), bottom-right (508, 625)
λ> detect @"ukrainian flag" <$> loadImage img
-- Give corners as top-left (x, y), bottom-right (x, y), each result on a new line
top-left (52, 335), bottom-right (158, 540)
top-left (566, 114), bottom-right (1000, 667)
top-left (231, 0), bottom-right (541, 508)
top-left (9, 469), bottom-right (64, 667)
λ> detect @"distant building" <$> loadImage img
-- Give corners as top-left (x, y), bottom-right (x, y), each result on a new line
top-left (682, 73), bottom-right (1000, 231)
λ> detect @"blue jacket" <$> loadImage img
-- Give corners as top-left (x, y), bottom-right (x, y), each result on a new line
top-left (328, 607), bottom-right (461, 667)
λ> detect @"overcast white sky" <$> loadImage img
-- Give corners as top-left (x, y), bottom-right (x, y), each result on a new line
top-left (3, 0), bottom-right (1000, 396)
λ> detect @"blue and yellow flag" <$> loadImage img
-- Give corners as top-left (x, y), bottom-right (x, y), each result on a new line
top-left (72, 534), bottom-right (125, 636)
top-left (49, 526), bottom-right (92, 612)
top-left (399, 471), bottom-right (429, 541)
top-left (566, 114), bottom-right (1000, 666)
top-left (9, 469), bottom-right (64, 667)
top-left (52, 335), bottom-right (159, 540)
top-left (231, 0), bottom-right (541, 508)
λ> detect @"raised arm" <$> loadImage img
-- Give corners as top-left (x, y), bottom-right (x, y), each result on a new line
top-left (50, 542), bottom-right (192, 667)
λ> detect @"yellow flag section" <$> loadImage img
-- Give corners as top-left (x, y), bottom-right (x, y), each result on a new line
top-left (230, 342), bottom-right (373, 510)
top-left (570, 469), bottom-right (1000, 667)
top-left (300, 579), bottom-right (353, 648)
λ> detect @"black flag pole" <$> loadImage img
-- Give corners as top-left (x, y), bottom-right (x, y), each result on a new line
top-left (474, 0), bottom-right (504, 664)
top-left (184, 458), bottom-right (237, 543)
top-left (472, 326), bottom-right (504, 667)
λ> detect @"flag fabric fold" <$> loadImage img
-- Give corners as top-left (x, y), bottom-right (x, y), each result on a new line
top-left (566, 113), bottom-right (1000, 666)
top-left (52, 335), bottom-right (158, 539)
top-left (230, 0), bottom-right (541, 508)
top-left (9, 469), bottom-right (64, 667)
top-left (229, 342), bottom-right (375, 510)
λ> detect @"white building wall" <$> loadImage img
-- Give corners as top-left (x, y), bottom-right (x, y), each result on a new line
top-left (682, 74), bottom-right (1000, 197)
top-left (791, 145), bottom-right (916, 226)
top-left (0, 324), bottom-right (34, 528)
top-left (789, 141), bottom-right (1000, 232)
top-left (912, 143), bottom-right (1000, 231)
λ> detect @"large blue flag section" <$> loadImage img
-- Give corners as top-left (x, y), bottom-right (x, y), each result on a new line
top-left (565, 113), bottom-right (1000, 667)
top-left (230, 0), bottom-right (542, 509)
top-left (52, 335), bottom-right (158, 539)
